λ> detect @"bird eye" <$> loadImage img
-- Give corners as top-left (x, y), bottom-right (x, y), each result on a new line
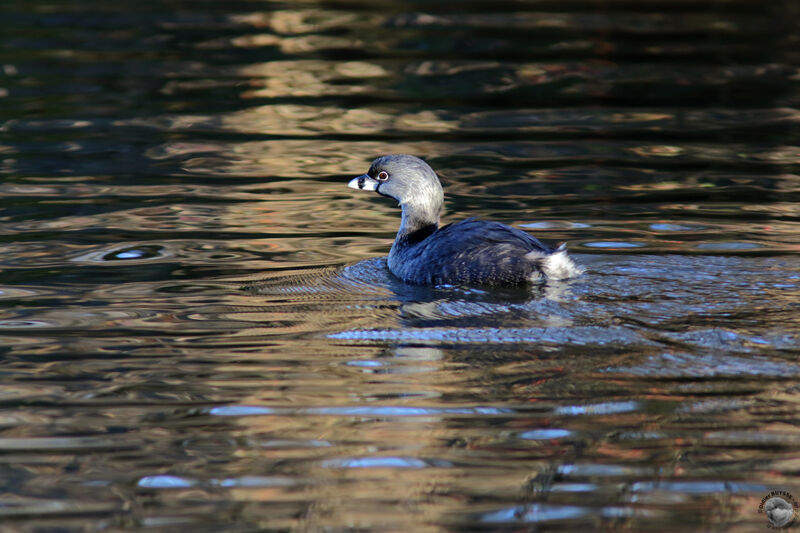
top-left (377, 171), bottom-right (389, 181)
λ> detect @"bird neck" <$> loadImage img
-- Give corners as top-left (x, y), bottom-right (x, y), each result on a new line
top-left (396, 204), bottom-right (439, 245)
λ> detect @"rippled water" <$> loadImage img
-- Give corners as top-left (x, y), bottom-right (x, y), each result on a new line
top-left (1, 1), bottom-right (799, 531)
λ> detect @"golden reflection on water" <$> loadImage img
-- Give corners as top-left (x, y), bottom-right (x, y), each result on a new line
top-left (233, 60), bottom-right (389, 99)
top-left (1, 1), bottom-right (798, 531)
top-left (217, 343), bottom-right (476, 532)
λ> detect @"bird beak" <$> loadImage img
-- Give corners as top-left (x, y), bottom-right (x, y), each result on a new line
top-left (348, 174), bottom-right (379, 191)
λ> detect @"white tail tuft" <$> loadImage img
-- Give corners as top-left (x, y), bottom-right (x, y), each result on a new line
top-left (525, 244), bottom-right (583, 281)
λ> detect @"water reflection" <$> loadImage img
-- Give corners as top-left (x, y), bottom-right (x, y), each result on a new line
top-left (1, 0), bottom-right (799, 531)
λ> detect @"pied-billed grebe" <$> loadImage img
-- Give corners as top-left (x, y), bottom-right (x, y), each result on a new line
top-left (348, 154), bottom-right (582, 287)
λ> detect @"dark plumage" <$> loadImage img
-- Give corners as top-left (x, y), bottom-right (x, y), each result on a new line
top-left (348, 154), bottom-right (582, 287)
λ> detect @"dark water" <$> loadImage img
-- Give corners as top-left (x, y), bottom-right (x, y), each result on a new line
top-left (1, 1), bottom-right (799, 531)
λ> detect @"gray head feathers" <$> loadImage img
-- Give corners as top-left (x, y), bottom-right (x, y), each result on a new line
top-left (369, 154), bottom-right (443, 219)
top-left (349, 154), bottom-right (443, 233)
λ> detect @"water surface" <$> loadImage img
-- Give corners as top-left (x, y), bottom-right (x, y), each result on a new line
top-left (0, 0), bottom-right (798, 531)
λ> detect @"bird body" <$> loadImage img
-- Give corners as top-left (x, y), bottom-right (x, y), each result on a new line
top-left (348, 154), bottom-right (582, 287)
